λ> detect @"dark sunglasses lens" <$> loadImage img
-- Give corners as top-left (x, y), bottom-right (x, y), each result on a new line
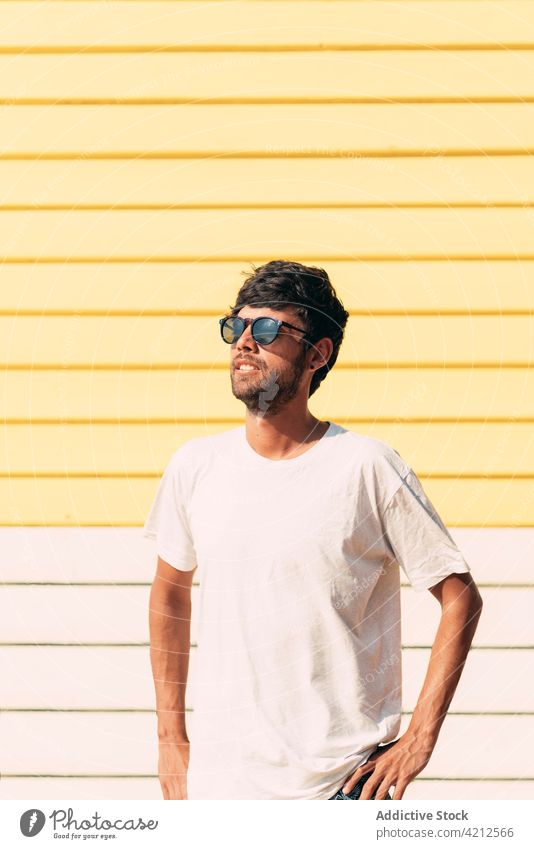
top-left (221, 317), bottom-right (243, 343)
top-left (252, 318), bottom-right (279, 345)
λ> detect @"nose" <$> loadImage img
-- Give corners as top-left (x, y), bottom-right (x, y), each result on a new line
top-left (235, 321), bottom-right (258, 352)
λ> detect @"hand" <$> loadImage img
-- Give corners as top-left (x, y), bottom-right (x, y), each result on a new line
top-left (341, 731), bottom-right (435, 800)
top-left (157, 739), bottom-right (190, 800)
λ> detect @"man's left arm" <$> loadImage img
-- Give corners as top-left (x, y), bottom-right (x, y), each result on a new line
top-left (342, 571), bottom-right (483, 800)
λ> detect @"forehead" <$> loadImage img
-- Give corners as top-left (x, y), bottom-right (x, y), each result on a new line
top-left (235, 305), bottom-right (301, 322)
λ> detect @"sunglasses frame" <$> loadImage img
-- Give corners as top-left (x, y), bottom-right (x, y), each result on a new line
top-left (219, 314), bottom-right (312, 346)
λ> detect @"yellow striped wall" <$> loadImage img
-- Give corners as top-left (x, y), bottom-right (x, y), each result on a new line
top-left (1, 1), bottom-right (533, 800)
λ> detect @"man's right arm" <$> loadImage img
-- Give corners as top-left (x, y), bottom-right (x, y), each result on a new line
top-left (149, 555), bottom-right (196, 799)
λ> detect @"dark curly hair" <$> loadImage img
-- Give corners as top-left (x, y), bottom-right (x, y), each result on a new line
top-left (228, 260), bottom-right (349, 397)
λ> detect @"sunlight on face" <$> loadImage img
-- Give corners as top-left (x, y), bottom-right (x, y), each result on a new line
top-left (229, 307), bottom-right (310, 417)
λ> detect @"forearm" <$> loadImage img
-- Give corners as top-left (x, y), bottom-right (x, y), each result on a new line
top-left (408, 585), bottom-right (483, 744)
top-left (149, 584), bottom-right (192, 743)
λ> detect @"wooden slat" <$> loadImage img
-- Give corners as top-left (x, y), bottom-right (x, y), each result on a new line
top-left (0, 586), bottom-right (531, 646)
top-left (404, 781), bottom-right (534, 800)
top-left (2, 314), bottom-right (533, 367)
top-left (3, 368), bottom-right (534, 420)
top-left (1, 527), bottom-right (531, 584)
top-left (402, 649), bottom-right (534, 713)
top-left (397, 713), bottom-right (534, 779)
top-left (1, 3), bottom-right (534, 51)
top-left (2, 776), bottom-right (533, 801)
top-left (3, 422), bottom-right (534, 476)
top-left (2, 105), bottom-right (534, 158)
top-left (3, 646), bottom-right (532, 712)
top-left (4, 52), bottom-right (534, 101)
top-left (401, 586), bottom-right (534, 647)
top-left (3, 157), bottom-right (534, 210)
top-left (0, 646), bottom-right (154, 710)
top-left (0, 260), bottom-right (532, 313)
top-left (1, 712), bottom-right (531, 777)
top-left (0, 777), bottom-right (161, 800)
top-left (3, 208), bottom-right (534, 259)
top-left (0, 528), bottom-right (161, 583)
top-left (3, 157), bottom-right (534, 208)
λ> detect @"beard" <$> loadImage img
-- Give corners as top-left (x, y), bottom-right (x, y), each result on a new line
top-left (230, 345), bottom-right (308, 418)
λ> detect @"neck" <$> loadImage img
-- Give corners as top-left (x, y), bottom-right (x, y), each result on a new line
top-left (243, 408), bottom-right (330, 461)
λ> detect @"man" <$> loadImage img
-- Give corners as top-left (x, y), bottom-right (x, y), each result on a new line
top-left (144, 259), bottom-right (483, 801)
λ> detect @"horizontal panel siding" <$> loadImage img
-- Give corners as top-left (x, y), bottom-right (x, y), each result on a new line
top-left (2, 528), bottom-right (531, 584)
top-left (4, 208), bottom-right (534, 259)
top-left (3, 646), bottom-right (533, 712)
top-left (3, 105), bottom-right (534, 158)
top-left (3, 158), bottom-right (534, 207)
top-left (1, 3), bottom-right (534, 50)
top-left (0, 586), bottom-right (531, 647)
top-left (1, 713), bottom-right (531, 778)
top-left (2, 315), bottom-right (533, 366)
top-left (0, 260), bottom-right (533, 313)
top-left (3, 422), bottom-right (534, 475)
top-left (4, 52), bottom-right (534, 102)
top-left (4, 369), bottom-right (534, 419)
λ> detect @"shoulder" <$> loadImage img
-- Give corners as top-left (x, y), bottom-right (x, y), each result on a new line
top-left (166, 426), bottom-right (242, 472)
top-left (362, 435), bottom-right (411, 486)
top-left (366, 436), bottom-right (410, 477)
top-left (332, 427), bottom-right (412, 508)
top-left (332, 426), bottom-right (411, 476)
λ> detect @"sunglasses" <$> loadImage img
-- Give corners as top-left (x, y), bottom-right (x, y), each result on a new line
top-left (219, 314), bottom-right (312, 346)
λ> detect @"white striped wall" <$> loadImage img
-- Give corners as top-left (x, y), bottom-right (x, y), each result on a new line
top-left (1, 527), bottom-right (533, 799)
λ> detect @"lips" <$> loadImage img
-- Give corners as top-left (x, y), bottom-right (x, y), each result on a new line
top-left (234, 360), bottom-right (261, 372)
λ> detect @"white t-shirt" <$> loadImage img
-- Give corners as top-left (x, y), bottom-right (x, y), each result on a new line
top-left (143, 421), bottom-right (471, 800)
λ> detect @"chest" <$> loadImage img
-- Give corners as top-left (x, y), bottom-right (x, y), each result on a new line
top-left (188, 461), bottom-right (389, 585)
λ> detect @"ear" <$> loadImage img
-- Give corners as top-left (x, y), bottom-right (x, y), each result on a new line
top-left (309, 337), bottom-right (334, 370)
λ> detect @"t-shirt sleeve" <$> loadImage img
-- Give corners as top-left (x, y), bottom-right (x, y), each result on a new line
top-left (142, 447), bottom-right (197, 572)
top-left (375, 451), bottom-right (471, 592)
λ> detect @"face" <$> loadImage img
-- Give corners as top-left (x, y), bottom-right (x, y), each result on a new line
top-left (229, 306), bottom-right (311, 417)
